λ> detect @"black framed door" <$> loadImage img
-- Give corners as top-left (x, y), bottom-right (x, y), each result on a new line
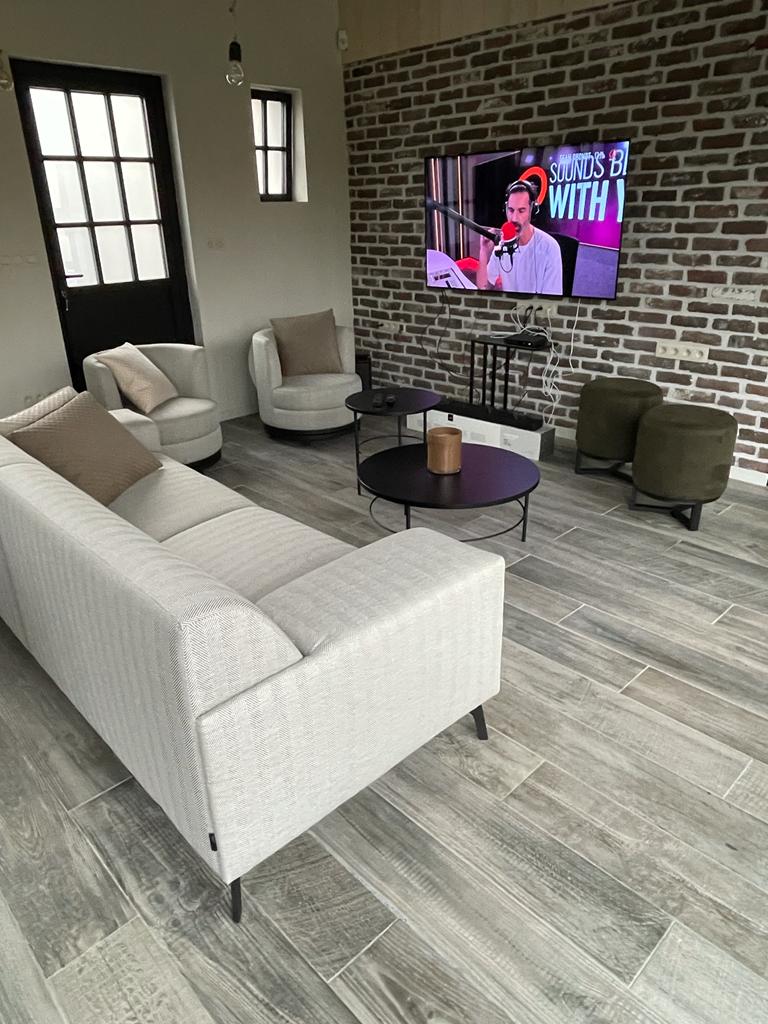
top-left (12, 59), bottom-right (194, 389)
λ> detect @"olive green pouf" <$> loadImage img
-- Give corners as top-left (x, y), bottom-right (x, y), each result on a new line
top-left (632, 403), bottom-right (738, 531)
top-left (575, 378), bottom-right (663, 476)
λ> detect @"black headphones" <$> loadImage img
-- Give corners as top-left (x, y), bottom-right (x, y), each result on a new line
top-left (504, 179), bottom-right (540, 218)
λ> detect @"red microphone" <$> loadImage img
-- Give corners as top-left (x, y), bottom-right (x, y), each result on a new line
top-left (494, 221), bottom-right (518, 258)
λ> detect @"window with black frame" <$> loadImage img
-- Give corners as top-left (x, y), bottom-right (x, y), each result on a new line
top-left (251, 89), bottom-right (293, 201)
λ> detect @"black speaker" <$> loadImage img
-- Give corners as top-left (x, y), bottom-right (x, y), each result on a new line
top-left (355, 352), bottom-right (372, 390)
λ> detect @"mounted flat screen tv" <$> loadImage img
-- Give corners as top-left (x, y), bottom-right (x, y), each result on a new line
top-left (425, 140), bottom-right (630, 300)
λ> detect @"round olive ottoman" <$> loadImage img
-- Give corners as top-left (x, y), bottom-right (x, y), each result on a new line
top-left (632, 403), bottom-right (738, 531)
top-left (576, 378), bottom-right (663, 475)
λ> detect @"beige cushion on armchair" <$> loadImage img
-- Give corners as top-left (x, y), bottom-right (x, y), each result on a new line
top-left (270, 309), bottom-right (343, 376)
top-left (95, 343), bottom-right (178, 413)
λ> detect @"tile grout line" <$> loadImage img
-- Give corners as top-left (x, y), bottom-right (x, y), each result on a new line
top-left (45, 913), bottom-right (143, 981)
top-left (722, 759), bottom-right (753, 801)
top-left (499, 759), bottom-right (545, 802)
top-left (617, 665), bottom-right (651, 694)
top-left (628, 921), bottom-right (674, 990)
top-left (326, 918), bottom-right (399, 984)
top-left (550, 525), bottom-right (579, 541)
top-left (555, 603), bottom-right (584, 625)
top-left (710, 602), bottom-right (735, 626)
top-left (66, 775), bottom-right (133, 814)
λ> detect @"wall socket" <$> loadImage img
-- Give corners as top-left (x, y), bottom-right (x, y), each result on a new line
top-left (655, 341), bottom-right (710, 362)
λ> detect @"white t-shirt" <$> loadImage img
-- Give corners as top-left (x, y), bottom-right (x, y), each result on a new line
top-left (486, 228), bottom-right (563, 296)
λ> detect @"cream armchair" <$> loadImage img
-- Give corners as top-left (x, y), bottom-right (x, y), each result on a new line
top-left (249, 325), bottom-right (362, 439)
top-left (84, 343), bottom-right (222, 467)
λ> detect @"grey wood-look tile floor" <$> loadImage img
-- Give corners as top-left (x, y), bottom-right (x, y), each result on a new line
top-left (2, 415), bottom-right (768, 1023)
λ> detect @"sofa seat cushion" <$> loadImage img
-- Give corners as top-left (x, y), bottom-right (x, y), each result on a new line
top-left (150, 397), bottom-right (219, 446)
top-left (272, 374), bottom-right (361, 412)
top-left (110, 456), bottom-right (250, 541)
top-left (162, 506), bottom-right (352, 603)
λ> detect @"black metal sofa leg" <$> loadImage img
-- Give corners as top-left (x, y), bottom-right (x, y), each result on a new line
top-left (470, 705), bottom-right (489, 740)
top-left (231, 878), bottom-right (242, 923)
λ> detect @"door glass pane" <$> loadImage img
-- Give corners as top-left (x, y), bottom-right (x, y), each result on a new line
top-left (266, 100), bottom-right (283, 146)
top-left (111, 95), bottom-right (150, 157)
top-left (251, 99), bottom-right (264, 145)
top-left (255, 151), bottom-right (265, 193)
top-left (121, 162), bottom-right (158, 220)
top-left (95, 225), bottom-right (133, 283)
top-left (44, 161), bottom-right (86, 223)
top-left (71, 92), bottom-right (114, 157)
top-left (83, 162), bottom-right (123, 221)
top-left (57, 227), bottom-right (98, 286)
top-left (131, 224), bottom-right (167, 280)
top-left (30, 89), bottom-right (75, 156)
top-left (267, 151), bottom-right (285, 195)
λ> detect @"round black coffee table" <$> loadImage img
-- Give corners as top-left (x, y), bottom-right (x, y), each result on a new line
top-left (357, 442), bottom-right (540, 542)
top-left (346, 387), bottom-right (442, 495)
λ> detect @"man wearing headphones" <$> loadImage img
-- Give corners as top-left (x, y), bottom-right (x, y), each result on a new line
top-left (477, 179), bottom-right (563, 295)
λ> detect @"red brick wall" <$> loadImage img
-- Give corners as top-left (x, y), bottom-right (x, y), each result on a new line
top-left (344, 0), bottom-right (768, 479)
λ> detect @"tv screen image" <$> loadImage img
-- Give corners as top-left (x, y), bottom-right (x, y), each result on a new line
top-left (425, 140), bottom-right (630, 300)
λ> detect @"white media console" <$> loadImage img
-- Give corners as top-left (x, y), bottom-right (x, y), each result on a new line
top-left (407, 408), bottom-right (555, 461)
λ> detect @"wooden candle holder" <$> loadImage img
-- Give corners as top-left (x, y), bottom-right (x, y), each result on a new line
top-left (427, 426), bottom-right (462, 474)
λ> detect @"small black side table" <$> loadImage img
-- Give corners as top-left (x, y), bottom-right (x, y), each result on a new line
top-left (346, 387), bottom-right (442, 494)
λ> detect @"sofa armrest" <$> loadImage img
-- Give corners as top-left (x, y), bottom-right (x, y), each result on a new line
top-left (138, 343), bottom-right (212, 400)
top-left (84, 356), bottom-right (123, 410)
top-left (108, 408), bottom-right (162, 451)
top-left (197, 527), bottom-right (505, 882)
top-left (259, 527), bottom-right (505, 656)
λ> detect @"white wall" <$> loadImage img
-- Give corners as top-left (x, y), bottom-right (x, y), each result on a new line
top-left (0, 0), bottom-right (352, 419)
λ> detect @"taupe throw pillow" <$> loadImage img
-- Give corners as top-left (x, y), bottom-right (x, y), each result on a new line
top-left (9, 391), bottom-right (162, 505)
top-left (270, 309), bottom-right (343, 377)
top-left (0, 386), bottom-right (77, 437)
top-left (96, 343), bottom-right (178, 413)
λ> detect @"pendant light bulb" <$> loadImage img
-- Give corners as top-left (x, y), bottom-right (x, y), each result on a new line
top-left (0, 51), bottom-right (14, 93)
top-left (225, 1), bottom-right (244, 87)
top-left (226, 38), bottom-right (245, 87)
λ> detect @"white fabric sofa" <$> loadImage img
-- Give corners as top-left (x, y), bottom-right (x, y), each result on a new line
top-left (0, 434), bottom-right (504, 920)
top-left (84, 343), bottom-right (222, 466)
top-left (249, 325), bottom-right (362, 438)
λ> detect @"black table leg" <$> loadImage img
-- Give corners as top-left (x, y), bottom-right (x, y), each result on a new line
top-left (422, 410), bottom-right (428, 448)
top-left (404, 504), bottom-right (411, 529)
top-left (522, 493), bottom-right (530, 542)
top-left (397, 414), bottom-right (403, 445)
top-left (354, 411), bottom-right (361, 495)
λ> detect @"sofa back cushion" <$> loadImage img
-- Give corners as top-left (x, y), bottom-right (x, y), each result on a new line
top-left (96, 343), bottom-right (178, 413)
top-left (9, 391), bottom-right (162, 505)
top-left (270, 309), bottom-right (343, 376)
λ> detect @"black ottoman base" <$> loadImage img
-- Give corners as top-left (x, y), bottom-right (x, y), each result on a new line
top-left (629, 486), bottom-right (704, 532)
top-left (575, 450), bottom-right (633, 483)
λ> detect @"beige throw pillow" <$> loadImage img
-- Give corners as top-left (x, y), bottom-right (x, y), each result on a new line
top-left (0, 386), bottom-right (77, 437)
top-left (9, 391), bottom-right (162, 506)
top-left (96, 343), bottom-right (178, 413)
top-left (270, 309), bottom-right (343, 377)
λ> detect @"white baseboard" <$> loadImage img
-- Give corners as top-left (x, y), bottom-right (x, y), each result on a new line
top-left (730, 465), bottom-right (768, 488)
